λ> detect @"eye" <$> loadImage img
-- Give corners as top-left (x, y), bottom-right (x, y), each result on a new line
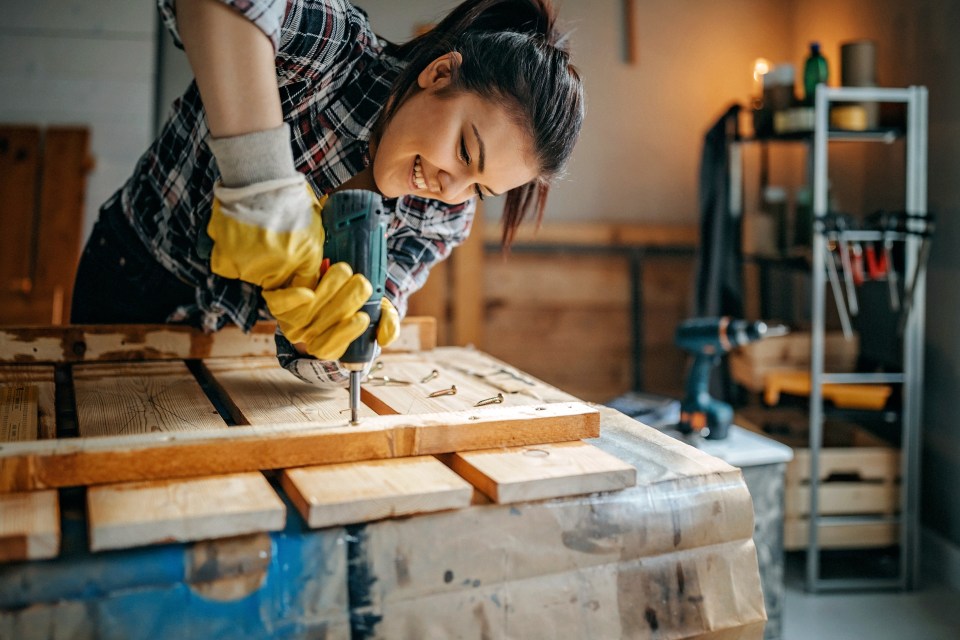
top-left (458, 135), bottom-right (471, 166)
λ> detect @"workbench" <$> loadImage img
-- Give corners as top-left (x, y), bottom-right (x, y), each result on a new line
top-left (0, 322), bottom-right (765, 639)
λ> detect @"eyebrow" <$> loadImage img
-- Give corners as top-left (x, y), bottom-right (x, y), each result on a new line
top-left (471, 123), bottom-right (485, 173)
top-left (471, 123), bottom-right (502, 197)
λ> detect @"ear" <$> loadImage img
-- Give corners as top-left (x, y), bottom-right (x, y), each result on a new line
top-left (417, 51), bottom-right (463, 90)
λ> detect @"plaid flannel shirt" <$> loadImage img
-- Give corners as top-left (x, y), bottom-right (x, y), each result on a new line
top-left (112, 0), bottom-right (475, 385)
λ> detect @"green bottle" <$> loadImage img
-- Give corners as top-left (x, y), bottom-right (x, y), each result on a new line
top-left (803, 42), bottom-right (829, 105)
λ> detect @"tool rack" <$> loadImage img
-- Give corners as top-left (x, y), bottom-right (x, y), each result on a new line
top-left (807, 85), bottom-right (929, 592)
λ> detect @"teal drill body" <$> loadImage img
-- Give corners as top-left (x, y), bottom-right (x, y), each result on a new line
top-left (321, 189), bottom-right (388, 424)
top-left (676, 317), bottom-right (787, 439)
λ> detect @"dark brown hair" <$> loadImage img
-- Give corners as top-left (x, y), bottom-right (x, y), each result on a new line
top-left (381, 0), bottom-right (584, 246)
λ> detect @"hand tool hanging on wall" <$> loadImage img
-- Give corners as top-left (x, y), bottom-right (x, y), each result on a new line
top-left (899, 213), bottom-right (935, 334)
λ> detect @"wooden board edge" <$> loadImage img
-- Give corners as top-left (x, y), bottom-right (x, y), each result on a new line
top-left (0, 402), bottom-right (600, 492)
top-left (0, 489), bottom-right (60, 562)
top-left (86, 473), bottom-right (287, 552)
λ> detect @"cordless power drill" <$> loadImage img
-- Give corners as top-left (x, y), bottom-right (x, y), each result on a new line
top-left (675, 317), bottom-right (787, 440)
top-left (322, 189), bottom-right (389, 425)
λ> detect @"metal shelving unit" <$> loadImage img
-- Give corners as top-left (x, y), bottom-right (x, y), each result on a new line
top-left (808, 85), bottom-right (929, 592)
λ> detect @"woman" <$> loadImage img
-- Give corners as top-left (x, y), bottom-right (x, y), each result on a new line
top-left (71, 0), bottom-right (584, 385)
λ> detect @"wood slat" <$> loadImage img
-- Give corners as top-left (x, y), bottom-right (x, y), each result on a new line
top-left (785, 481), bottom-right (900, 517)
top-left (34, 127), bottom-right (91, 323)
top-left (0, 490), bottom-right (59, 562)
top-left (784, 517), bottom-right (898, 550)
top-left (87, 473), bottom-right (286, 552)
top-left (202, 356), bottom-right (377, 424)
top-left (0, 402), bottom-right (600, 492)
top-left (73, 361), bottom-right (227, 436)
top-left (441, 441), bottom-right (637, 504)
top-left (0, 384), bottom-right (38, 442)
top-left (0, 126), bottom-right (41, 296)
top-left (362, 349), bottom-right (577, 416)
top-left (0, 366), bottom-right (55, 439)
top-left (0, 318), bottom-right (435, 364)
top-left (282, 457), bottom-right (472, 528)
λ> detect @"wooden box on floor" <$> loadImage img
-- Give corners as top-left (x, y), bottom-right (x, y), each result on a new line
top-left (729, 331), bottom-right (859, 394)
top-left (737, 406), bottom-right (900, 550)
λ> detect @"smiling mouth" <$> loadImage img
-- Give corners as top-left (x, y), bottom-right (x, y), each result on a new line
top-left (413, 155), bottom-right (427, 190)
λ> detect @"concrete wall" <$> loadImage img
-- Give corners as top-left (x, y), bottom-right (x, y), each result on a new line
top-left (0, 0), bottom-right (158, 243)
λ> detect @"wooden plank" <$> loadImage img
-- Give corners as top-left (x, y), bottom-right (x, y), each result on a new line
top-left (788, 449), bottom-right (900, 484)
top-left (784, 517), bottom-right (898, 550)
top-left (34, 127), bottom-right (91, 323)
top-left (0, 318), bottom-right (434, 364)
top-left (441, 441), bottom-right (636, 504)
top-left (73, 361), bottom-right (227, 436)
top-left (785, 481), bottom-right (899, 517)
top-left (281, 456), bottom-right (472, 528)
top-left (0, 366), bottom-right (55, 439)
top-left (386, 317), bottom-right (437, 352)
top-left (0, 490), bottom-right (59, 562)
top-left (485, 253), bottom-right (631, 307)
top-left (87, 473), bottom-right (286, 552)
top-left (0, 384), bottom-right (38, 442)
top-left (202, 356), bottom-right (377, 424)
top-left (483, 306), bottom-right (631, 402)
top-left (450, 202), bottom-right (484, 347)
top-left (407, 259), bottom-right (449, 345)
top-left (0, 126), bottom-right (41, 296)
top-left (484, 222), bottom-right (699, 249)
top-left (0, 402), bottom-right (600, 492)
top-left (362, 349), bottom-right (578, 416)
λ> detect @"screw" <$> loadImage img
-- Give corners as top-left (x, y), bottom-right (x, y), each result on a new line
top-left (474, 393), bottom-right (504, 407)
top-left (420, 369), bottom-right (440, 384)
top-left (428, 385), bottom-right (457, 398)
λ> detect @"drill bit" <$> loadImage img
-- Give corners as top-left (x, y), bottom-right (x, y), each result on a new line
top-left (349, 370), bottom-right (362, 425)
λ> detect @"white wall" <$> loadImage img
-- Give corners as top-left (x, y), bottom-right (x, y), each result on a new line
top-left (0, 0), bottom-right (158, 242)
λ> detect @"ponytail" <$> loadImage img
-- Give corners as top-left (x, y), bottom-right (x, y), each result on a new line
top-left (380, 0), bottom-right (584, 246)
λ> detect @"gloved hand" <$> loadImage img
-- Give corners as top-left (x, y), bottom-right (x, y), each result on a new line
top-left (207, 124), bottom-right (325, 291)
top-left (260, 262), bottom-right (362, 360)
top-left (263, 263), bottom-right (402, 361)
top-left (377, 297), bottom-right (401, 349)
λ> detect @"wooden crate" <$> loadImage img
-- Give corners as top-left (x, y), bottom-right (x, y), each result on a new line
top-left (730, 331), bottom-right (859, 393)
top-left (737, 406), bottom-right (900, 550)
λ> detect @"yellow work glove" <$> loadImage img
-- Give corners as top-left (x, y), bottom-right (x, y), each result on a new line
top-left (262, 262), bottom-right (370, 360)
top-left (207, 124), bottom-right (325, 291)
top-left (377, 297), bottom-right (401, 349)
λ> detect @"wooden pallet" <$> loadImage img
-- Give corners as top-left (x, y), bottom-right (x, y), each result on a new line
top-left (738, 406), bottom-right (900, 550)
top-left (0, 320), bottom-right (631, 559)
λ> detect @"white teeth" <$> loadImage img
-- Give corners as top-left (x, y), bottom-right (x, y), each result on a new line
top-left (413, 155), bottom-right (427, 190)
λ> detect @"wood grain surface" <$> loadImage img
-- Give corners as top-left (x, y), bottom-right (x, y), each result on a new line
top-left (0, 489), bottom-right (59, 562)
top-left (441, 441), bottom-right (637, 504)
top-left (0, 402), bottom-right (599, 492)
top-left (73, 361), bottom-right (227, 436)
top-left (282, 456), bottom-right (473, 528)
top-left (0, 367), bottom-right (55, 439)
top-left (203, 356), bottom-right (376, 424)
top-left (87, 472), bottom-right (286, 552)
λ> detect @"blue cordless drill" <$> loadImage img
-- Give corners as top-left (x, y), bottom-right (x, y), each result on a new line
top-left (321, 189), bottom-right (389, 425)
top-left (676, 317), bottom-right (787, 439)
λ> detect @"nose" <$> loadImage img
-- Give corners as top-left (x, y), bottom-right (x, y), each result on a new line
top-left (436, 166), bottom-right (474, 201)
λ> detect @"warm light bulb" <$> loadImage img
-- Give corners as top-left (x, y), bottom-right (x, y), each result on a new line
top-left (753, 58), bottom-right (771, 89)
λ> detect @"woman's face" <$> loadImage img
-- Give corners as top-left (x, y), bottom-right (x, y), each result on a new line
top-left (372, 53), bottom-right (538, 204)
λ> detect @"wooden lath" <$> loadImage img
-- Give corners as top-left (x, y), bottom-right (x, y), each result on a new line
top-left (0, 402), bottom-right (599, 492)
top-left (0, 317), bottom-right (436, 364)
